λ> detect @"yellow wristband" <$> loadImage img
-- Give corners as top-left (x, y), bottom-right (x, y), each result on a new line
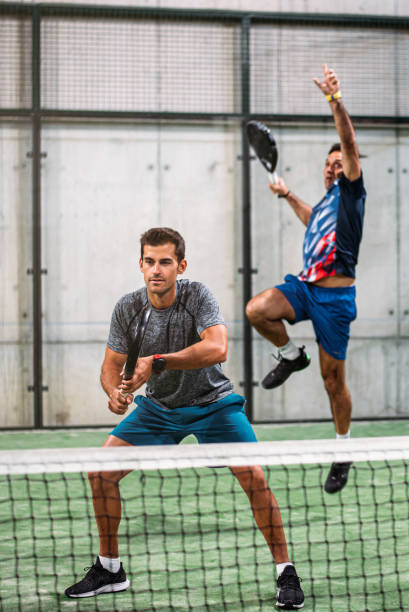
top-left (326, 91), bottom-right (342, 102)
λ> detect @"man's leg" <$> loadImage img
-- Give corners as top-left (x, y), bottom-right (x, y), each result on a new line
top-left (245, 288), bottom-right (295, 346)
top-left (319, 345), bottom-right (351, 435)
top-left (230, 465), bottom-right (288, 562)
top-left (89, 435), bottom-right (133, 558)
top-left (319, 345), bottom-right (353, 494)
top-left (246, 288), bottom-right (310, 389)
top-left (231, 465), bottom-right (304, 609)
top-left (65, 435), bottom-right (132, 598)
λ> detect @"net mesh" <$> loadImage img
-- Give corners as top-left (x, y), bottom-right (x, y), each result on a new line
top-left (1, 437), bottom-right (409, 611)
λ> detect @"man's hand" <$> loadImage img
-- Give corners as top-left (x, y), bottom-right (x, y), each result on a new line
top-left (313, 63), bottom-right (340, 97)
top-left (119, 356), bottom-right (154, 396)
top-left (108, 387), bottom-right (133, 415)
top-left (269, 176), bottom-right (289, 197)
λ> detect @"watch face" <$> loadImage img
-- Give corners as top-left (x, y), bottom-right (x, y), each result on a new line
top-left (152, 357), bottom-right (166, 373)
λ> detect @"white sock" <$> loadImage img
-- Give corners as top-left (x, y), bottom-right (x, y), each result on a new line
top-left (277, 340), bottom-right (300, 361)
top-left (336, 430), bottom-right (350, 440)
top-left (276, 562), bottom-right (293, 577)
top-left (99, 555), bottom-right (121, 573)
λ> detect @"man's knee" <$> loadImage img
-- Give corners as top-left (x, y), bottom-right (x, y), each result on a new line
top-left (88, 470), bottom-right (122, 491)
top-left (246, 289), bottom-right (283, 323)
top-left (231, 465), bottom-right (268, 493)
top-left (246, 289), bottom-right (296, 326)
top-left (321, 368), bottom-right (346, 397)
top-left (245, 296), bottom-right (262, 323)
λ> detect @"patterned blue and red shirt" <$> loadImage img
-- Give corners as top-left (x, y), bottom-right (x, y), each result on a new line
top-left (299, 173), bottom-right (366, 283)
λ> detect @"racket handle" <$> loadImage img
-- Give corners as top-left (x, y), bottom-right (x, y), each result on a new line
top-left (268, 172), bottom-right (278, 184)
top-left (120, 373), bottom-right (132, 398)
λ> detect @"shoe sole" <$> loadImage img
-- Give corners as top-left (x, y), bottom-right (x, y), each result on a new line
top-left (66, 579), bottom-right (130, 598)
top-left (276, 602), bottom-right (304, 609)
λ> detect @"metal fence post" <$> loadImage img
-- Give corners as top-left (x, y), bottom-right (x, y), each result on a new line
top-left (32, 6), bottom-right (43, 427)
top-left (240, 15), bottom-right (254, 421)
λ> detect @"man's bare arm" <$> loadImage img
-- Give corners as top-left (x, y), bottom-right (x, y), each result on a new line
top-left (120, 324), bottom-right (228, 395)
top-left (164, 324), bottom-right (228, 369)
top-left (100, 347), bottom-right (132, 415)
top-left (313, 64), bottom-right (361, 181)
top-left (100, 348), bottom-right (126, 395)
top-left (269, 177), bottom-right (312, 227)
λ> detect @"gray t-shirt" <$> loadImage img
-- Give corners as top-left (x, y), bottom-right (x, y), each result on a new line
top-left (107, 279), bottom-right (233, 408)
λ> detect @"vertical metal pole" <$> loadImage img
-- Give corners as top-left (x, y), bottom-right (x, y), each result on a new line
top-left (395, 127), bottom-right (402, 414)
top-left (32, 7), bottom-right (43, 427)
top-left (240, 16), bottom-right (254, 421)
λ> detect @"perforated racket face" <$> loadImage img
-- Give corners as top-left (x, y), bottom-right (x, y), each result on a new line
top-left (246, 121), bottom-right (278, 174)
top-left (123, 305), bottom-right (152, 379)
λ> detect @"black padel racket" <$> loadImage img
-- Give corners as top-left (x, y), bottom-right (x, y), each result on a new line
top-left (246, 120), bottom-right (279, 184)
top-left (121, 303), bottom-right (152, 397)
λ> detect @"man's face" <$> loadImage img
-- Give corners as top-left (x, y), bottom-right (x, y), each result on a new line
top-left (139, 242), bottom-right (186, 297)
top-left (324, 150), bottom-right (343, 190)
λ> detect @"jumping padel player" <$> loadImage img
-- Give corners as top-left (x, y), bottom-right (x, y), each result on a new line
top-left (246, 64), bottom-right (366, 494)
top-left (65, 227), bottom-right (304, 610)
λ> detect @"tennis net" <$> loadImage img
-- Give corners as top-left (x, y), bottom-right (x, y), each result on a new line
top-left (1, 437), bottom-right (408, 612)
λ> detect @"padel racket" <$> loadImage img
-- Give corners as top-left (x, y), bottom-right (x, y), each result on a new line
top-left (246, 120), bottom-right (279, 184)
top-left (121, 303), bottom-right (152, 397)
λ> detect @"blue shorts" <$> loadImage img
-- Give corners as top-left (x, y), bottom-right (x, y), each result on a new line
top-left (276, 274), bottom-right (357, 360)
top-left (110, 393), bottom-right (258, 446)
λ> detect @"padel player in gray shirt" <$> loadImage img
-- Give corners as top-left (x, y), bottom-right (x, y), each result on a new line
top-left (65, 227), bottom-right (304, 610)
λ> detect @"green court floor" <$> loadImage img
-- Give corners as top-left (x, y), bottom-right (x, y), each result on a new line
top-left (1, 419), bottom-right (409, 450)
top-left (0, 422), bottom-right (408, 611)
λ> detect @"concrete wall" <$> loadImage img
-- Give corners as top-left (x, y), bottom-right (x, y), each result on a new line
top-left (39, 122), bottom-right (242, 425)
top-left (0, 123), bottom-right (34, 426)
top-left (2, 120), bottom-right (409, 425)
top-left (1, 3), bottom-right (409, 425)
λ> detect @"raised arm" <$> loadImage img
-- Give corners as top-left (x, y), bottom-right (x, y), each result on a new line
top-left (313, 63), bottom-right (361, 181)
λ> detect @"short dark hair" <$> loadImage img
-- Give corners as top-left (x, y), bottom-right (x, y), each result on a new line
top-left (140, 227), bottom-right (185, 262)
top-left (328, 143), bottom-right (341, 155)
top-left (328, 142), bottom-right (366, 158)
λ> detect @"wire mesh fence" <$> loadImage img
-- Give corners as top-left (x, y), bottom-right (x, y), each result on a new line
top-left (1, 6), bottom-right (409, 119)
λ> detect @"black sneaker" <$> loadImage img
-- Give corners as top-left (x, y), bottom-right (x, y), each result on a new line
top-left (324, 462), bottom-right (352, 494)
top-left (262, 347), bottom-right (310, 389)
top-left (65, 557), bottom-right (130, 598)
top-left (276, 565), bottom-right (304, 609)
